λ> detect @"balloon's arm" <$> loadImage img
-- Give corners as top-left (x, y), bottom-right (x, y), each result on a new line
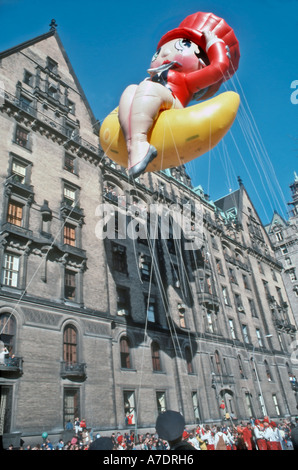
top-left (183, 40), bottom-right (230, 93)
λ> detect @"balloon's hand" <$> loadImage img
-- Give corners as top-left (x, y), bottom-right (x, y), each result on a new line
top-left (202, 30), bottom-right (226, 53)
top-left (202, 30), bottom-right (217, 44)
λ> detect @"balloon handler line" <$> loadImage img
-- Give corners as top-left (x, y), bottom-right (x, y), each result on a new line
top-left (99, 91), bottom-right (240, 173)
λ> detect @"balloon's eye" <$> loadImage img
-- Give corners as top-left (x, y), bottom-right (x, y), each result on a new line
top-left (175, 39), bottom-right (192, 51)
top-left (151, 48), bottom-right (161, 62)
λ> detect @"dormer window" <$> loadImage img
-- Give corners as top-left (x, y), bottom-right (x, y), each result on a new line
top-left (23, 70), bottom-right (33, 87)
top-left (47, 57), bottom-right (58, 74)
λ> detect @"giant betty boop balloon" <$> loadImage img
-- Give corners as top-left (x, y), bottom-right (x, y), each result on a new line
top-left (100, 12), bottom-right (240, 178)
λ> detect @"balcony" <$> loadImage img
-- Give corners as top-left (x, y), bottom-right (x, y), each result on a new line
top-left (212, 373), bottom-right (235, 386)
top-left (198, 291), bottom-right (220, 311)
top-left (62, 243), bottom-right (87, 260)
top-left (1, 222), bottom-right (33, 240)
top-left (60, 361), bottom-right (87, 380)
top-left (5, 174), bottom-right (34, 199)
top-left (0, 356), bottom-right (23, 376)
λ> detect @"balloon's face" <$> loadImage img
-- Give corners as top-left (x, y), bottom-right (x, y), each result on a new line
top-left (150, 38), bottom-right (202, 72)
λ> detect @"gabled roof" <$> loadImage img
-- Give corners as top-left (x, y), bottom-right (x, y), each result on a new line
top-left (214, 188), bottom-right (241, 214)
top-left (0, 19), bottom-right (59, 59)
top-left (264, 210), bottom-right (288, 233)
top-left (0, 20), bottom-right (99, 131)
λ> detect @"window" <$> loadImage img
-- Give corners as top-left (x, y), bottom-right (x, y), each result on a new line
top-left (276, 287), bottom-right (283, 305)
top-left (151, 342), bottom-right (161, 372)
top-left (65, 123), bottom-right (77, 140)
top-left (263, 281), bottom-right (271, 298)
top-left (264, 360), bottom-right (272, 381)
top-left (64, 388), bottom-right (80, 429)
top-left (47, 57), bottom-right (58, 74)
top-left (238, 355), bottom-right (245, 378)
top-left (7, 200), bottom-right (23, 226)
top-left (272, 394), bottom-right (280, 416)
top-left (235, 294), bottom-right (244, 312)
top-left (63, 325), bottom-right (77, 365)
top-left (156, 391), bottom-right (166, 414)
top-left (242, 274), bottom-right (250, 290)
top-left (48, 84), bottom-right (57, 98)
top-left (123, 391), bottom-right (136, 425)
top-left (0, 313), bottom-right (16, 353)
top-left (258, 261), bottom-right (264, 274)
top-left (67, 99), bottom-right (76, 115)
top-left (139, 254), bottom-right (152, 281)
top-left (19, 95), bottom-right (32, 113)
top-left (206, 311), bottom-right (215, 333)
top-left (120, 337), bottom-right (131, 369)
top-left (2, 254), bottom-right (20, 288)
top-left (256, 329), bottom-right (263, 347)
top-left (146, 297), bottom-right (156, 323)
top-left (192, 392), bottom-right (201, 423)
top-left (242, 325), bottom-right (250, 344)
top-left (23, 70), bottom-right (33, 86)
top-left (11, 159), bottom-right (28, 184)
top-left (249, 299), bottom-right (258, 317)
top-left (275, 231), bottom-right (283, 241)
top-left (245, 392), bottom-right (254, 417)
top-left (178, 303), bottom-right (186, 328)
top-left (229, 319), bottom-right (236, 339)
top-left (216, 259), bottom-right (223, 275)
top-left (229, 267), bottom-right (237, 284)
top-left (206, 275), bottom-right (212, 294)
top-left (280, 245), bottom-right (288, 255)
top-left (258, 394), bottom-right (266, 416)
top-left (63, 184), bottom-right (76, 207)
top-left (15, 126), bottom-right (29, 148)
top-left (185, 346), bottom-right (194, 374)
top-left (116, 287), bottom-right (130, 316)
top-left (64, 223), bottom-right (76, 246)
top-left (222, 286), bottom-right (230, 306)
top-left (289, 269), bottom-right (297, 282)
top-left (112, 244), bottom-right (127, 274)
top-left (285, 257), bottom-right (292, 267)
top-left (64, 153), bottom-right (76, 174)
top-left (214, 350), bottom-right (222, 375)
top-left (65, 270), bottom-right (76, 301)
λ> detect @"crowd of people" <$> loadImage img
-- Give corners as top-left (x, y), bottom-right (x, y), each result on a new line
top-left (5, 414), bottom-right (298, 451)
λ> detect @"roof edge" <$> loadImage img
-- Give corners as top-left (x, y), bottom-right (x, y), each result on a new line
top-left (0, 29), bottom-right (56, 59)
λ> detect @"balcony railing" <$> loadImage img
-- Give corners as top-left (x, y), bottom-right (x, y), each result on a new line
top-left (198, 291), bottom-right (219, 311)
top-left (60, 361), bottom-right (87, 379)
top-left (0, 356), bottom-right (23, 374)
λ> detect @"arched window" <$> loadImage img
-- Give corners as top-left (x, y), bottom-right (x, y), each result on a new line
top-left (0, 313), bottom-right (16, 353)
top-left (63, 325), bottom-right (77, 365)
top-left (151, 342), bottom-right (161, 371)
top-left (185, 346), bottom-right (194, 374)
top-left (120, 337), bottom-right (131, 369)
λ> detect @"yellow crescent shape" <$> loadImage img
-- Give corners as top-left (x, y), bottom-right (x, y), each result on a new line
top-left (100, 91), bottom-right (240, 173)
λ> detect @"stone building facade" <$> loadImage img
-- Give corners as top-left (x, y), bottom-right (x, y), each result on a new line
top-left (0, 23), bottom-right (297, 444)
top-left (265, 174), bottom-right (298, 324)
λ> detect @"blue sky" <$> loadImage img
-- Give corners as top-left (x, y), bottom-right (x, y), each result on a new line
top-left (1, 0), bottom-right (297, 224)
